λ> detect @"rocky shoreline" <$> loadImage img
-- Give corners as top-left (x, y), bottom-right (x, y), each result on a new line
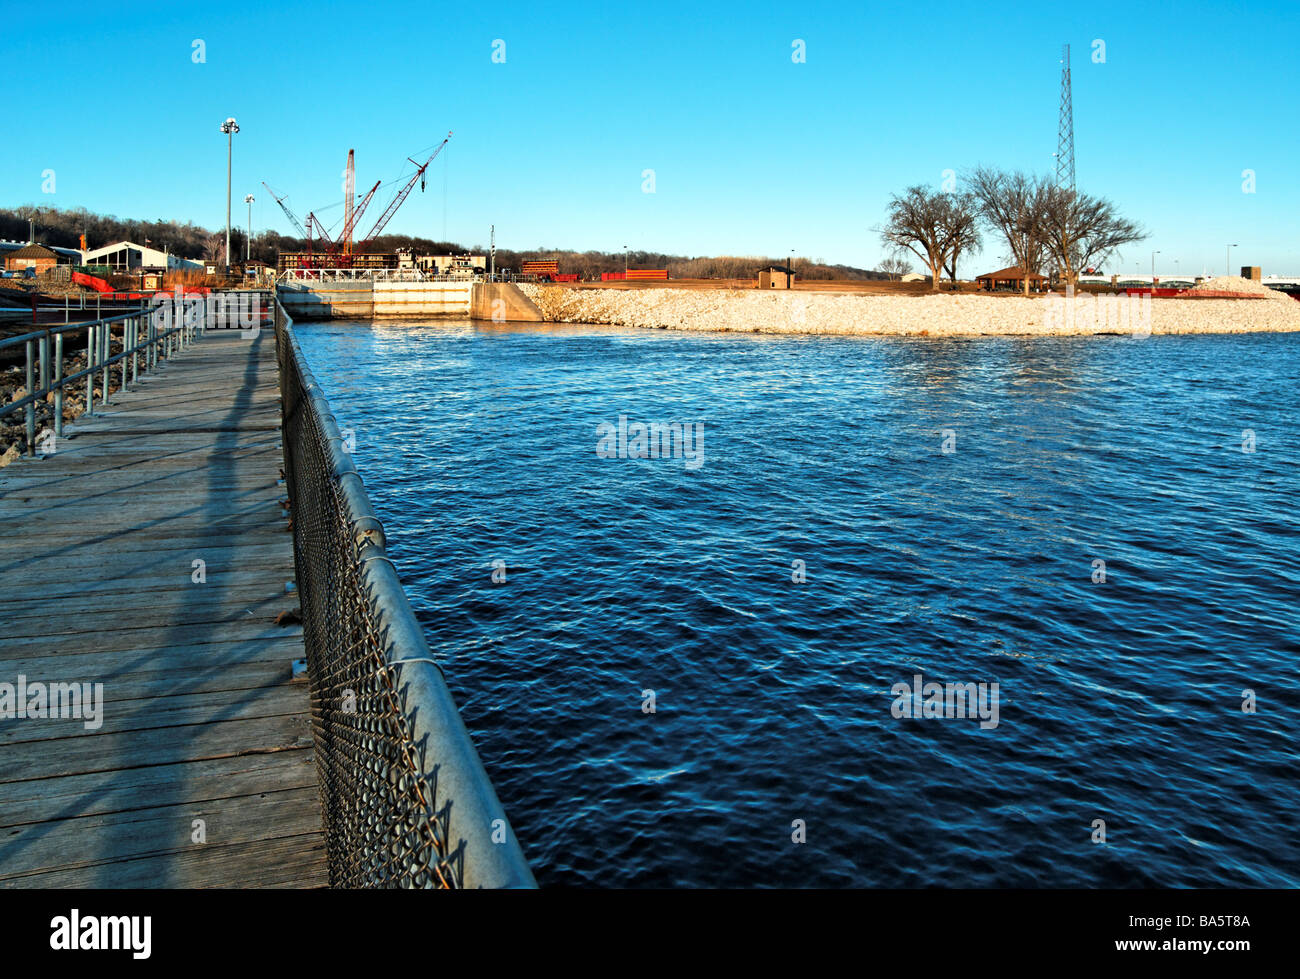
top-left (517, 277), bottom-right (1300, 338)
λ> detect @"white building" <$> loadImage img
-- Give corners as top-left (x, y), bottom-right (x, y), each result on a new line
top-left (81, 241), bottom-right (203, 272)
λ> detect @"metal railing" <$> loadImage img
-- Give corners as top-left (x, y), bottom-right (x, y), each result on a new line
top-left (278, 268), bottom-right (474, 283)
top-left (0, 301), bottom-right (202, 455)
top-left (274, 298), bottom-right (534, 889)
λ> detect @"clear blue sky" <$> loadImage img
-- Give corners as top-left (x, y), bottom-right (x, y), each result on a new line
top-left (4, 0), bottom-right (1297, 275)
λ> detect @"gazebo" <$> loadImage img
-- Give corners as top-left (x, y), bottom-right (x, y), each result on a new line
top-left (975, 266), bottom-right (1048, 292)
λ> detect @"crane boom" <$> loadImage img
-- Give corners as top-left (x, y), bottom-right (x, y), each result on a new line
top-left (308, 212), bottom-right (334, 246)
top-left (261, 181), bottom-right (309, 241)
top-left (337, 180), bottom-right (380, 252)
top-left (343, 149), bottom-right (355, 257)
top-left (359, 132), bottom-right (451, 245)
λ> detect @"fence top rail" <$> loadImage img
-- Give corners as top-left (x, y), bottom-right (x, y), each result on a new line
top-left (0, 310), bottom-right (146, 350)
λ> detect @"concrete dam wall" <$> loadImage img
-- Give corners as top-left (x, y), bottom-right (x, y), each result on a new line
top-left (277, 280), bottom-right (542, 322)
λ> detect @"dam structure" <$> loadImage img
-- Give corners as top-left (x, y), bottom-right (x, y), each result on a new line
top-left (276, 269), bottom-right (543, 322)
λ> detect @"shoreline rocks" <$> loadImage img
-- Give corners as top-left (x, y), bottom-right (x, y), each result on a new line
top-left (517, 283), bottom-right (1300, 338)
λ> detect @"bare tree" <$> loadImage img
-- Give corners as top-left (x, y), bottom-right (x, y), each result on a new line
top-left (966, 167), bottom-right (1053, 295)
top-left (880, 186), bottom-right (953, 291)
top-left (202, 232), bottom-right (225, 263)
top-left (941, 192), bottom-right (981, 288)
top-left (1039, 188), bottom-right (1145, 285)
top-left (878, 254), bottom-right (913, 280)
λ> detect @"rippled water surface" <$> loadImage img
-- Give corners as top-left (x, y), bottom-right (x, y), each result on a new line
top-left (296, 319), bottom-right (1300, 887)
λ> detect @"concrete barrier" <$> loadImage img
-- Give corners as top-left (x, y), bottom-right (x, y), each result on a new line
top-left (470, 282), bottom-right (544, 322)
top-left (374, 280), bottom-right (471, 316)
top-left (277, 281), bottom-right (374, 320)
top-left (277, 279), bottom-right (540, 321)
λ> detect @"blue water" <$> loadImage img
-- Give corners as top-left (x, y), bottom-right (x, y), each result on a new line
top-left (297, 320), bottom-right (1300, 887)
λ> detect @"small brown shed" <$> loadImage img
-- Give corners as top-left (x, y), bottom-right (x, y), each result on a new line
top-left (5, 243), bottom-right (59, 274)
top-left (758, 265), bottom-right (795, 289)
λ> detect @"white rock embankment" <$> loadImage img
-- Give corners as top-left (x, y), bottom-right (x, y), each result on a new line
top-left (516, 281), bottom-right (1300, 338)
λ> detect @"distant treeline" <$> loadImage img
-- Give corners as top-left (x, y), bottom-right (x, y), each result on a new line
top-left (1, 205), bottom-right (884, 279)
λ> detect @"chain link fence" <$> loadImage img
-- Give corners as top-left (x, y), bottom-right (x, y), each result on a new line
top-left (275, 299), bottom-right (534, 888)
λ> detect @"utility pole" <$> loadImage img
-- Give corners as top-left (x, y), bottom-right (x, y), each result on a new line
top-left (245, 194), bottom-right (255, 263)
top-left (220, 117), bottom-right (240, 273)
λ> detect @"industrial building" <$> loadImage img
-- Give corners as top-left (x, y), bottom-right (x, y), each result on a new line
top-left (278, 251), bottom-right (399, 272)
top-left (81, 240), bottom-right (203, 272)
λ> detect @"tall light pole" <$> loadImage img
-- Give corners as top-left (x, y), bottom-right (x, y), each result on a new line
top-left (220, 117), bottom-right (240, 273)
top-left (1226, 243), bottom-right (1237, 278)
top-left (623, 245), bottom-right (629, 275)
top-left (244, 194), bottom-right (255, 263)
top-left (1151, 249), bottom-right (1160, 285)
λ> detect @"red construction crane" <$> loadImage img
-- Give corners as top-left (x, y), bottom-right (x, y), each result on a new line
top-left (356, 132), bottom-right (451, 248)
top-left (342, 149), bottom-right (355, 257)
top-left (336, 180), bottom-right (380, 254)
top-left (263, 132), bottom-right (451, 268)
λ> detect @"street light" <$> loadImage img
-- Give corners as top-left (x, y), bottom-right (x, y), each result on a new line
top-left (1226, 243), bottom-right (1237, 278)
top-left (244, 194), bottom-right (254, 264)
top-left (623, 245), bottom-right (629, 275)
top-left (220, 117), bottom-right (240, 273)
top-left (1151, 250), bottom-right (1160, 286)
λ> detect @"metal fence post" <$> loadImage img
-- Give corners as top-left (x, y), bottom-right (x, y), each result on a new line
top-left (24, 339), bottom-right (35, 455)
top-left (54, 333), bottom-right (64, 437)
top-left (38, 331), bottom-right (49, 396)
top-left (100, 319), bottom-right (110, 404)
top-left (86, 324), bottom-right (96, 416)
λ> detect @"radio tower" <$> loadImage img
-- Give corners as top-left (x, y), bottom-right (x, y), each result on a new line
top-left (1056, 44), bottom-right (1076, 193)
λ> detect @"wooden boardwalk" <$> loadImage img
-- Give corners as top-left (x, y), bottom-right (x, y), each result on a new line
top-left (0, 327), bottom-right (328, 887)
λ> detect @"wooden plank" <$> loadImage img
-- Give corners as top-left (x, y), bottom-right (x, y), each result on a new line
top-left (0, 787), bottom-right (324, 880)
top-left (0, 692), bottom-right (314, 784)
top-left (0, 621), bottom-right (301, 657)
top-left (1, 750), bottom-right (318, 825)
top-left (0, 682), bottom-right (310, 746)
top-left (0, 834), bottom-right (328, 889)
